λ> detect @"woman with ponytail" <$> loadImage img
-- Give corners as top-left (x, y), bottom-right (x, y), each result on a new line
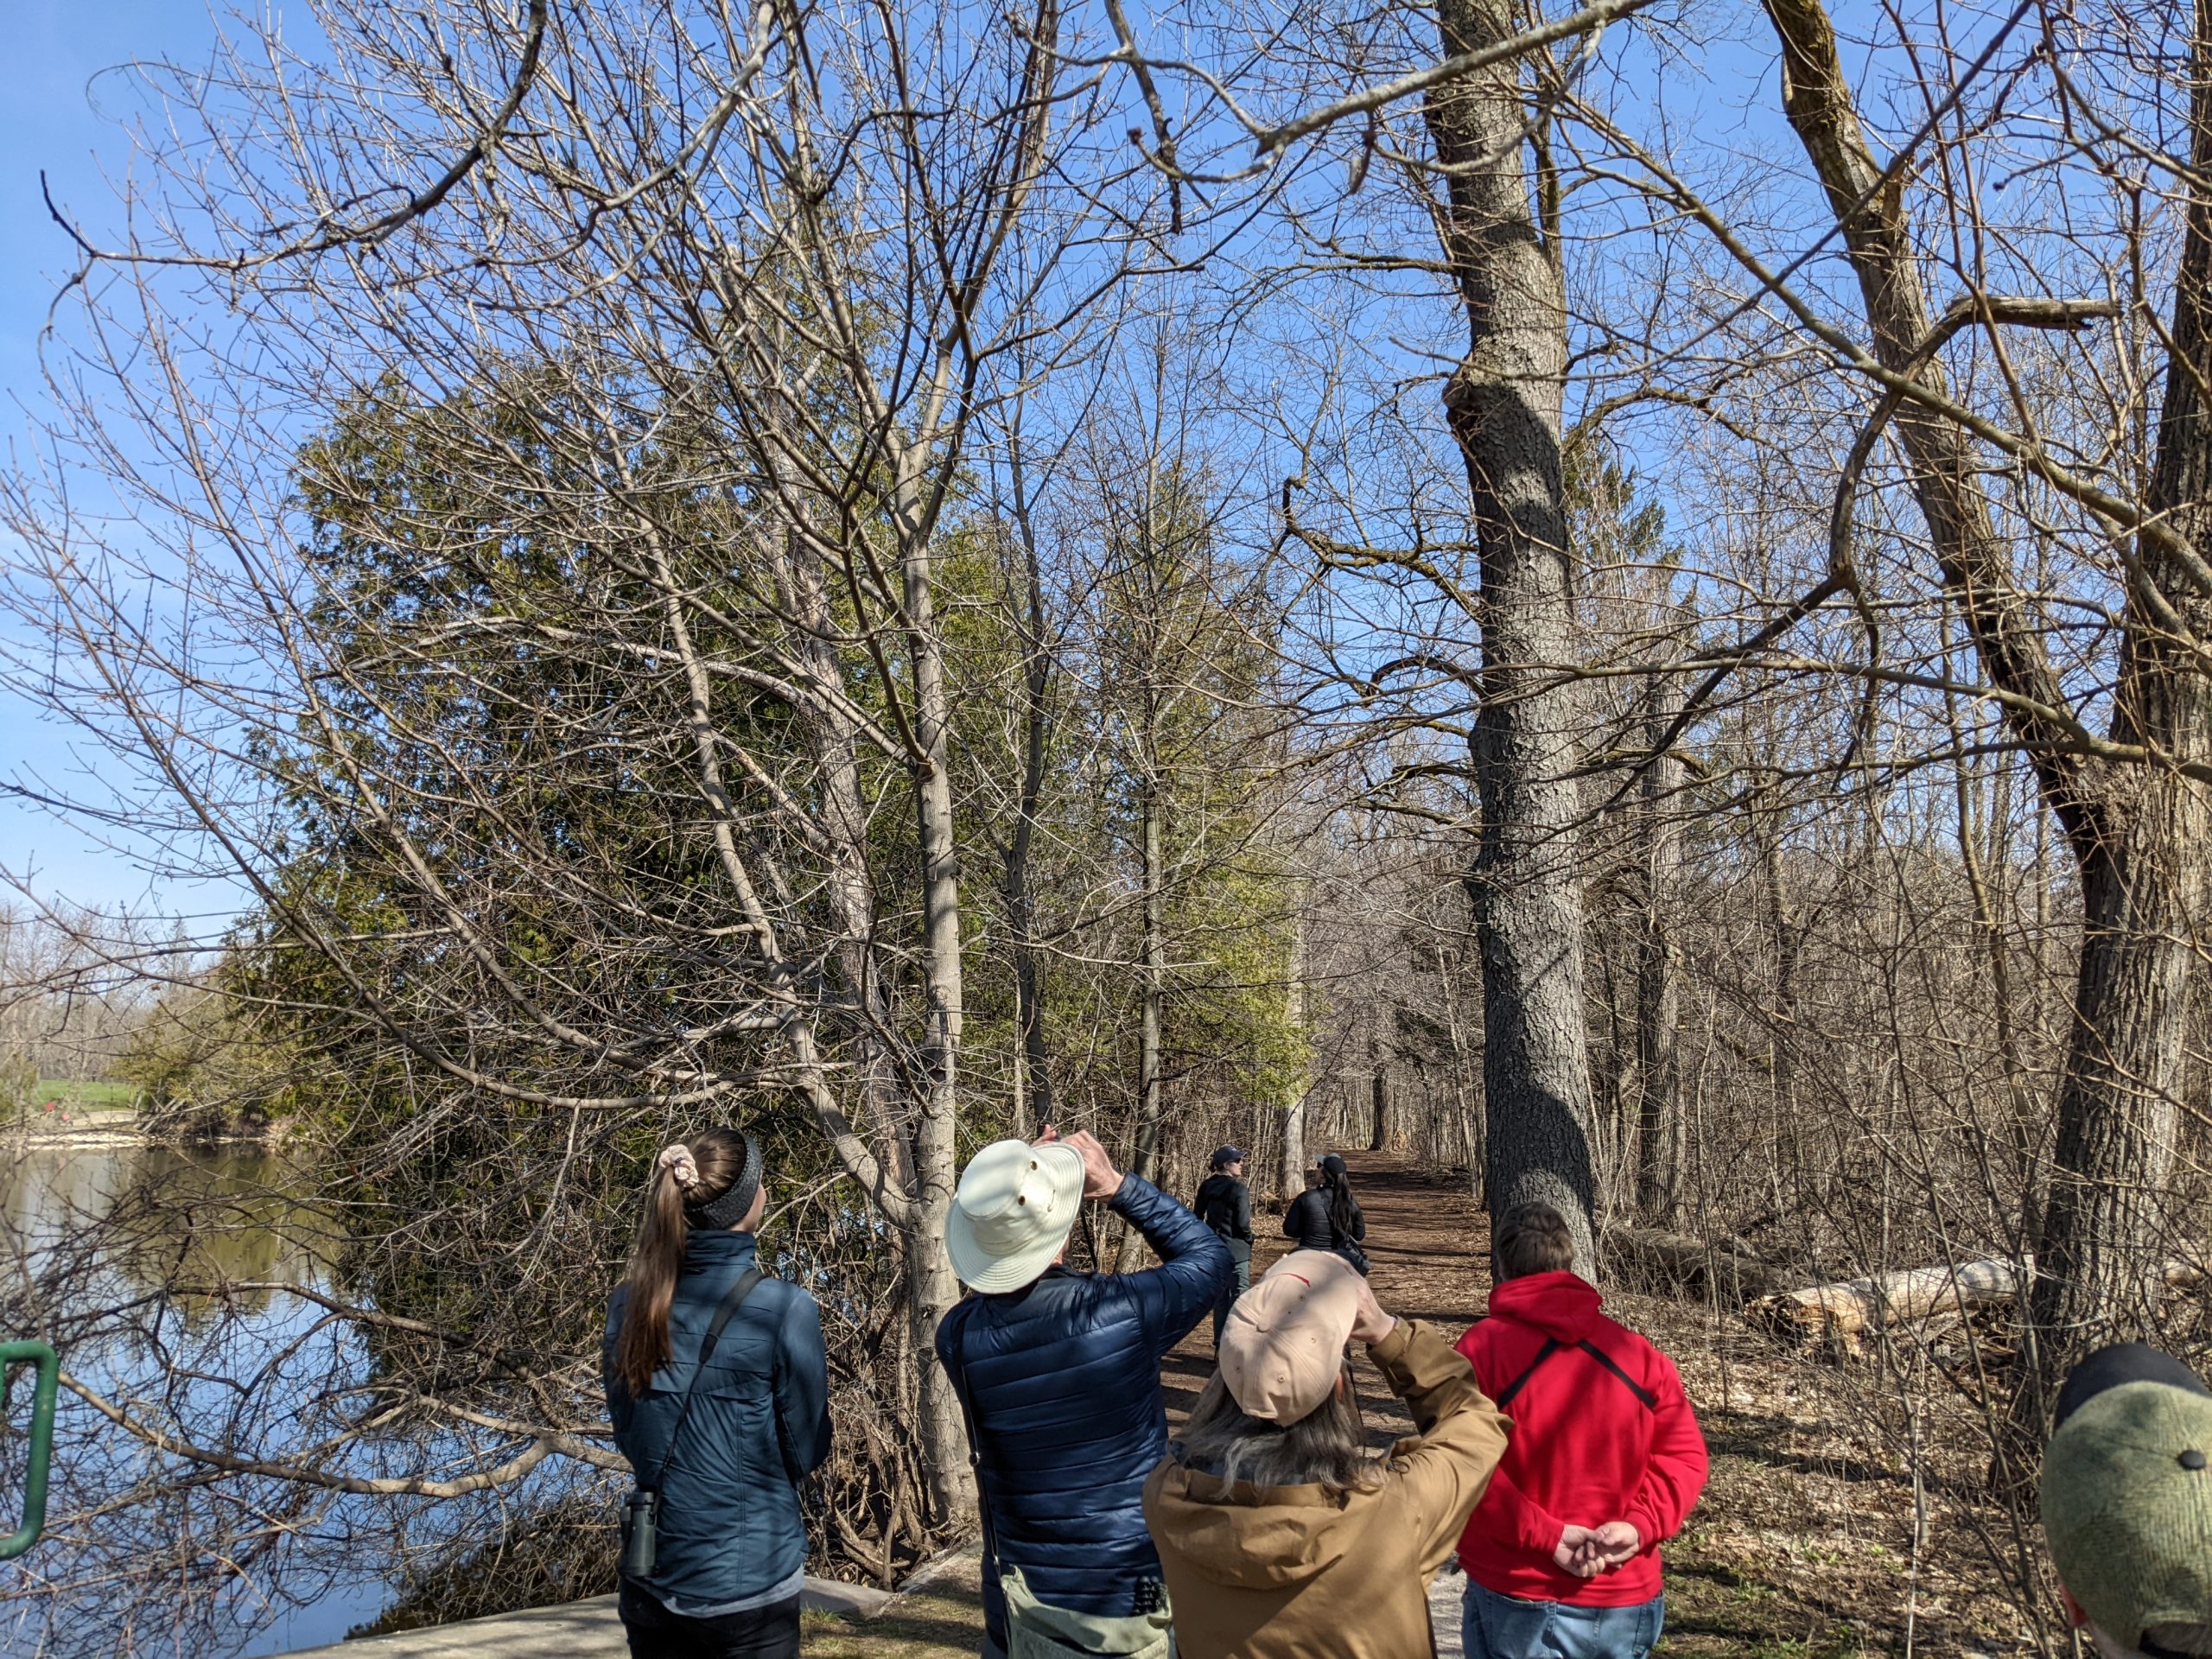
top-left (602, 1128), bottom-right (830, 1658)
top-left (1283, 1152), bottom-right (1370, 1274)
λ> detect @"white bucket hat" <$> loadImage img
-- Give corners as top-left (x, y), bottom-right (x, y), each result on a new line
top-left (945, 1139), bottom-right (1087, 1293)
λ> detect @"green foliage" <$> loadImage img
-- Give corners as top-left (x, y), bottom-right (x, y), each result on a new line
top-left (938, 451), bottom-right (1307, 1167)
top-left (0, 1050), bottom-right (35, 1121)
top-left (110, 979), bottom-right (307, 1140)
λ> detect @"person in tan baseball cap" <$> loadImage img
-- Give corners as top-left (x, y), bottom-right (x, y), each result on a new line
top-left (1217, 1249), bottom-right (1370, 1422)
top-left (1144, 1251), bottom-right (1512, 1659)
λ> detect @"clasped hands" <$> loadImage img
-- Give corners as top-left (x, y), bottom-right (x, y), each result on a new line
top-left (1551, 1520), bottom-right (1640, 1579)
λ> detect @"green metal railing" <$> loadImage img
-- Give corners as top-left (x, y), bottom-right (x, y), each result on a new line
top-left (0, 1341), bottom-right (56, 1560)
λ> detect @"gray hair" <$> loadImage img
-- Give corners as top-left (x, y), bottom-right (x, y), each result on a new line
top-left (1175, 1369), bottom-right (1386, 1497)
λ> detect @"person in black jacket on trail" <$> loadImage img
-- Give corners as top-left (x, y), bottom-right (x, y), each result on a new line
top-left (938, 1127), bottom-right (1229, 1659)
top-left (1284, 1150), bottom-right (1369, 1273)
top-left (1194, 1145), bottom-right (1254, 1344)
top-left (604, 1129), bottom-right (832, 1659)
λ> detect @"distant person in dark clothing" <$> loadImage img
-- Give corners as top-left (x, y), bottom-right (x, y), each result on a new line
top-left (604, 1129), bottom-right (832, 1659)
top-left (1284, 1151), bottom-right (1368, 1273)
top-left (1194, 1146), bottom-right (1254, 1343)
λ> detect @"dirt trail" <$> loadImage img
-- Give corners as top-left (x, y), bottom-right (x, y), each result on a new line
top-left (1162, 1151), bottom-right (1491, 1441)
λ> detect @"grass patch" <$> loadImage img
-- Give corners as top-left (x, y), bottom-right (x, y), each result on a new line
top-left (30, 1079), bottom-right (137, 1111)
top-left (802, 1586), bottom-right (986, 1658)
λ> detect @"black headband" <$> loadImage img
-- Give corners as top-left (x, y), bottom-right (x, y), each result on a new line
top-left (685, 1133), bottom-right (763, 1230)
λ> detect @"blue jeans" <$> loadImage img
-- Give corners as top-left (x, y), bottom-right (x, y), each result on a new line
top-left (1462, 1580), bottom-right (1664, 1659)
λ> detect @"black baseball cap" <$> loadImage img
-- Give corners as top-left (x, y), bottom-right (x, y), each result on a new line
top-left (2055, 1342), bottom-right (2212, 1429)
top-left (1211, 1145), bottom-right (1244, 1169)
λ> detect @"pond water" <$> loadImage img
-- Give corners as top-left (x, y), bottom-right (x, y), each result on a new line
top-left (0, 1142), bottom-right (417, 1656)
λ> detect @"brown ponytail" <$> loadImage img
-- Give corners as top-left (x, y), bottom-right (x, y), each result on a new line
top-left (614, 1128), bottom-right (754, 1395)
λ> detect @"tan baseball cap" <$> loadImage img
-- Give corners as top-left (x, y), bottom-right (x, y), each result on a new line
top-left (945, 1139), bottom-right (1087, 1294)
top-left (1219, 1249), bottom-right (1363, 1422)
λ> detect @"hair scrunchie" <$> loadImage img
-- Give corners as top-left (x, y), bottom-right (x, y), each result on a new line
top-left (656, 1143), bottom-right (702, 1192)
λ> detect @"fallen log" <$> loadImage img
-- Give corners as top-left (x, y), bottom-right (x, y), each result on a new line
top-left (1602, 1225), bottom-right (1796, 1306)
top-left (1749, 1256), bottom-right (2203, 1357)
top-left (1749, 1256), bottom-right (2028, 1354)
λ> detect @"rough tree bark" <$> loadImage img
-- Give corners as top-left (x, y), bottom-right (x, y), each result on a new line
top-left (1632, 680), bottom-right (1684, 1224)
top-left (1279, 910), bottom-right (1308, 1202)
top-left (2036, 0), bottom-right (2212, 1370)
top-left (1425, 0), bottom-right (1600, 1267)
top-left (1759, 0), bottom-right (2212, 1398)
top-left (1003, 443), bottom-right (1056, 1139)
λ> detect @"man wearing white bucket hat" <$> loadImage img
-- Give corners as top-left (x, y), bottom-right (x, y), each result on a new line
top-left (937, 1126), bottom-right (1229, 1659)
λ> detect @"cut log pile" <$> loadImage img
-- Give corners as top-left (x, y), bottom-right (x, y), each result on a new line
top-left (1604, 1225), bottom-right (2205, 1361)
top-left (1745, 1256), bottom-right (2202, 1358)
top-left (1746, 1256), bottom-right (2030, 1357)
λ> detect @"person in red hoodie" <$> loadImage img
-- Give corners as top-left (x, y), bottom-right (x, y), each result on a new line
top-left (1453, 1201), bottom-right (1707, 1659)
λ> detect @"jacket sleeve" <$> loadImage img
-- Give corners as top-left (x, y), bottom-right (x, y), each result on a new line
top-left (601, 1298), bottom-right (638, 1452)
top-left (1232, 1182), bottom-right (1253, 1243)
top-left (1351, 1202), bottom-right (1367, 1243)
top-left (1371, 1319), bottom-right (1510, 1573)
top-left (1107, 1173), bottom-right (1230, 1352)
top-left (1475, 1464), bottom-right (1567, 1554)
top-left (1624, 1351), bottom-right (1707, 1548)
top-left (1281, 1190), bottom-right (1307, 1240)
top-left (775, 1288), bottom-right (834, 1480)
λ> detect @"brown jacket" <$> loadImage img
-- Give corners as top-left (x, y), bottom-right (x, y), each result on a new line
top-left (1141, 1319), bottom-right (1510, 1659)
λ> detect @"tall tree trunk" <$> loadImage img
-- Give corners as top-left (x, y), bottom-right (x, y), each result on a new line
top-left (1437, 935), bottom-right (1484, 1205)
top-left (1425, 1), bottom-right (1600, 1268)
top-left (1279, 909), bottom-right (1308, 1202)
top-left (2031, 0), bottom-right (2212, 1369)
top-left (899, 467), bottom-right (971, 1526)
top-left (1759, 0), bottom-right (2212, 1399)
top-left (1753, 791), bottom-right (1807, 1212)
top-left (1119, 773), bottom-right (1168, 1270)
top-left (1005, 450), bottom-right (1055, 1139)
top-left (1136, 776), bottom-right (1166, 1183)
top-left (1633, 684), bottom-right (1684, 1224)
top-left (781, 530), bottom-right (918, 1201)
top-left (1370, 1069), bottom-right (1390, 1153)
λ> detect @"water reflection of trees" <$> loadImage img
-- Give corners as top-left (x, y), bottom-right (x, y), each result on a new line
top-left (1, 1147), bottom-right (332, 1324)
top-left (0, 1103), bottom-right (928, 1659)
top-left (0, 1143), bottom-right (624, 1659)
top-left (0, 1147), bottom-right (353, 1655)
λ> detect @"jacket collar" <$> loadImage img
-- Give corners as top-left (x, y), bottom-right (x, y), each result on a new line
top-left (1485, 1269), bottom-right (1602, 1341)
top-left (683, 1227), bottom-right (760, 1273)
top-left (976, 1262), bottom-right (1073, 1303)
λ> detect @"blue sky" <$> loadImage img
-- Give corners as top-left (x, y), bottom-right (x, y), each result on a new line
top-left (1, 0), bottom-right (226, 916)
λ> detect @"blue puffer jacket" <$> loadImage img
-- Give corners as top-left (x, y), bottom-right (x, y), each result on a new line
top-left (603, 1230), bottom-right (832, 1613)
top-left (936, 1173), bottom-right (1229, 1646)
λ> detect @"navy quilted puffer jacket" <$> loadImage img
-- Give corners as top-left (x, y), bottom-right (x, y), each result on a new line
top-left (936, 1173), bottom-right (1229, 1648)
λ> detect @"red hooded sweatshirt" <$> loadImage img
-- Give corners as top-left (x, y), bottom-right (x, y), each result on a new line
top-left (1453, 1271), bottom-right (1707, 1606)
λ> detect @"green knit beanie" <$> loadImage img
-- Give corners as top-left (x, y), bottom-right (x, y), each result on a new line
top-left (2044, 1375), bottom-right (2212, 1653)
